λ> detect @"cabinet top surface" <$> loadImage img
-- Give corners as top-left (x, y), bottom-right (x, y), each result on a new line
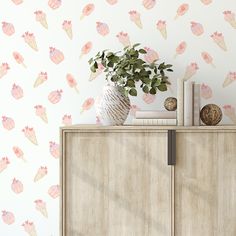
top-left (61, 124), bottom-right (236, 132)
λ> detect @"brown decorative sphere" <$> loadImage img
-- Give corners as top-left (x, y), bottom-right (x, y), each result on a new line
top-left (200, 104), bottom-right (222, 126)
top-left (164, 97), bottom-right (177, 111)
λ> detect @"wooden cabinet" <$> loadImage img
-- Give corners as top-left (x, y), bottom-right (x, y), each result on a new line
top-left (60, 126), bottom-right (236, 236)
top-left (175, 131), bottom-right (236, 236)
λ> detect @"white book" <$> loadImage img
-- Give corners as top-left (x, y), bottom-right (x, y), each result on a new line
top-left (132, 119), bottom-right (177, 126)
top-left (177, 79), bottom-right (184, 126)
top-left (184, 81), bottom-right (194, 126)
top-left (193, 83), bottom-right (200, 126)
top-left (135, 110), bottom-right (176, 119)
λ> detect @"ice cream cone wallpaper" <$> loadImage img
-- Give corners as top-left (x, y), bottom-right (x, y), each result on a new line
top-left (0, 1), bottom-right (236, 235)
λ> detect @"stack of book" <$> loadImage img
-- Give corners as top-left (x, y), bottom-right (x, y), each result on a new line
top-left (184, 81), bottom-right (200, 126)
top-left (132, 110), bottom-right (177, 125)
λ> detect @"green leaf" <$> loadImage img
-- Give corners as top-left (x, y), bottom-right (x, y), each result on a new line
top-left (149, 87), bottom-right (156, 95)
top-left (88, 58), bottom-right (93, 64)
top-left (142, 77), bottom-right (151, 84)
top-left (129, 88), bottom-right (137, 96)
top-left (107, 61), bottom-right (114, 68)
top-left (95, 52), bottom-right (101, 57)
top-left (158, 84), bottom-right (167, 92)
top-left (139, 49), bottom-right (147, 54)
top-left (90, 65), bottom-right (96, 73)
top-left (165, 64), bottom-right (173, 69)
top-left (111, 75), bottom-right (118, 82)
top-left (112, 56), bottom-right (120, 63)
top-left (106, 52), bottom-right (113, 57)
top-left (132, 43), bottom-right (140, 48)
top-left (101, 60), bottom-right (106, 67)
top-left (126, 79), bottom-right (135, 87)
top-left (142, 85), bottom-right (149, 93)
top-left (129, 49), bottom-right (137, 56)
top-left (160, 70), bottom-right (165, 76)
top-left (167, 69), bottom-right (173, 72)
top-left (124, 89), bottom-right (129, 97)
top-left (94, 61), bottom-right (98, 69)
top-left (158, 62), bottom-right (165, 70)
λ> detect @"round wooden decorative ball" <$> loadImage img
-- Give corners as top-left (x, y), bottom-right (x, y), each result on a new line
top-left (164, 97), bottom-right (177, 111)
top-left (200, 104), bottom-right (222, 126)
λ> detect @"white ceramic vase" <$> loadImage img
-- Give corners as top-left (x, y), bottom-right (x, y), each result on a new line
top-left (95, 85), bottom-right (131, 125)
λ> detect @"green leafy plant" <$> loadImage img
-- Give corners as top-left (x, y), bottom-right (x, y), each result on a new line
top-left (89, 43), bottom-right (173, 96)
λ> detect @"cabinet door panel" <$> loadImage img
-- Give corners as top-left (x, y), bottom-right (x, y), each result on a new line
top-left (175, 132), bottom-right (236, 236)
top-left (62, 131), bottom-right (171, 236)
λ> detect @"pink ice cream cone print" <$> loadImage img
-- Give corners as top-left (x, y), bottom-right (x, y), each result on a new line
top-left (66, 74), bottom-right (79, 93)
top-left (22, 126), bottom-right (38, 145)
top-left (201, 52), bottom-right (215, 67)
top-left (80, 41), bottom-right (92, 59)
top-left (34, 166), bottom-right (47, 182)
top-left (22, 32), bottom-right (38, 51)
top-left (2, 22), bottom-right (15, 36)
top-left (130, 105), bottom-right (140, 116)
top-left (0, 157), bottom-right (9, 173)
top-left (2, 116), bottom-right (15, 130)
top-left (89, 63), bottom-right (104, 81)
top-left (34, 105), bottom-right (48, 123)
top-left (183, 62), bottom-right (199, 81)
top-left (81, 98), bottom-right (95, 114)
top-left (49, 141), bottom-right (59, 158)
top-left (223, 105), bottom-right (236, 123)
top-left (48, 0), bottom-right (61, 10)
top-left (201, 83), bottom-right (212, 99)
top-left (191, 22), bottom-right (204, 36)
top-left (106, 0), bottom-right (118, 5)
top-left (13, 146), bottom-right (26, 162)
top-left (11, 0), bottom-right (23, 5)
top-left (11, 84), bottom-right (23, 100)
top-left (223, 72), bottom-right (236, 88)
top-left (223, 11), bottom-right (236, 29)
top-left (142, 0), bottom-right (156, 10)
top-left (116, 32), bottom-right (131, 47)
top-left (175, 3), bottom-right (189, 20)
top-left (0, 63), bottom-right (10, 79)
top-left (156, 20), bottom-right (167, 39)
top-left (96, 22), bottom-right (109, 36)
top-left (129, 11), bottom-right (142, 29)
top-left (49, 47), bottom-right (64, 64)
top-left (62, 115), bottom-right (72, 126)
top-left (34, 11), bottom-right (48, 29)
top-left (35, 200), bottom-right (48, 218)
top-left (2, 211), bottom-right (15, 225)
top-left (80, 3), bottom-right (95, 20)
top-left (143, 93), bottom-right (156, 104)
top-left (62, 20), bottom-right (73, 39)
top-left (34, 72), bottom-right (48, 88)
top-left (211, 32), bottom-right (227, 51)
top-left (48, 89), bottom-right (63, 104)
top-left (48, 185), bottom-right (60, 198)
top-left (201, 0), bottom-right (212, 5)
top-left (174, 41), bottom-right (187, 58)
top-left (11, 178), bottom-right (23, 194)
top-left (13, 52), bottom-right (26, 68)
top-left (22, 221), bottom-right (37, 236)
top-left (144, 47), bottom-right (159, 63)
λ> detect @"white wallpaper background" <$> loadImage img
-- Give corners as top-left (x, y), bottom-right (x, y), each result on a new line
top-left (0, 0), bottom-right (236, 235)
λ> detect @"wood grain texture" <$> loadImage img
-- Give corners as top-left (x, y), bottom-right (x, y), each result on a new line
top-left (61, 125), bottom-right (236, 132)
top-left (61, 130), bottom-right (172, 236)
top-left (175, 132), bottom-right (236, 236)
